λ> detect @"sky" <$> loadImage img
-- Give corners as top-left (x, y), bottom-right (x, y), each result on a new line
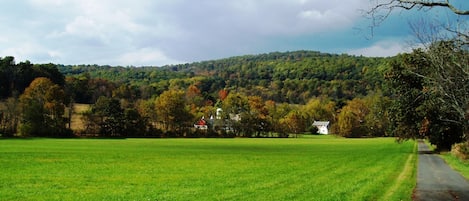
top-left (0, 0), bottom-right (467, 66)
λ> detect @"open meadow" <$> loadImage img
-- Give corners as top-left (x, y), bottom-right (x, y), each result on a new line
top-left (0, 137), bottom-right (416, 201)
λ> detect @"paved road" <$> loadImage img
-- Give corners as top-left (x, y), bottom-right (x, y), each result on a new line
top-left (414, 140), bottom-right (469, 201)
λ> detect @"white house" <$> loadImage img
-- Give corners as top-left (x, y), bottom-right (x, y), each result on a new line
top-left (312, 121), bottom-right (330, 134)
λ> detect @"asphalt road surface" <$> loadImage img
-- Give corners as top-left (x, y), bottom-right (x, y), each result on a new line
top-left (414, 140), bottom-right (469, 201)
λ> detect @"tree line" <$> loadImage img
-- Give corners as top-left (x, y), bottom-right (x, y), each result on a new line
top-left (1, 44), bottom-right (468, 151)
top-left (0, 52), bottom-right (392, 139)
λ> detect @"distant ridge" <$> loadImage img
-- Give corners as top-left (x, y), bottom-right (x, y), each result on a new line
top-left (58, 50), bottom-right (391, 104)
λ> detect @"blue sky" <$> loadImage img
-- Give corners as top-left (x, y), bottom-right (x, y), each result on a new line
top-left (0, 0), bottom-right (467, 66)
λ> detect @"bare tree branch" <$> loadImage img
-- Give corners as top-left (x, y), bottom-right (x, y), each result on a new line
top-left (397, 0), bottom-right (469, 15)
top-left (373, 0), bottom-right (469, 15)
top-left (367, 0), bottom-right (469, 28)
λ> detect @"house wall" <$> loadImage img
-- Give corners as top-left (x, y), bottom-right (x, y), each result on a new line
top-left (318, 126), bottom-right (328, 134)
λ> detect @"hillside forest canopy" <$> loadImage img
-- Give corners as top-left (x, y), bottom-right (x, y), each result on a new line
top-left (0, 48), bottom-right (468, 150)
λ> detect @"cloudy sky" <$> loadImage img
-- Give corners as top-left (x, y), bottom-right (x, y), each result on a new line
top-left (0, 0), bottom-right (467, 66)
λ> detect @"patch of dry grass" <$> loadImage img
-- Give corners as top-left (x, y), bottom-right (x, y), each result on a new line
top-left (70, 104), bottom-right (90, 132)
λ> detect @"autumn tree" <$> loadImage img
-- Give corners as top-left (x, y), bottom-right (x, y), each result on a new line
top-left (0, 57), bottom-right (65, 99)
top-left (186, 84), bottom-right (205, 115)
top-left (337, 98), bottom-right (370, 138)
top-left (19, 77), bottom-right (71, 137)
top-left (220, 92), bottom-right (249, 136)
top-left (303, 98), bottom-right (337, 133)
top-left (112, 84), bottom-right (139, 102)
top-left (239, 96), bottom-right (269, 137)
top-left (218, 89), bottom-right (229, 101)
top-left (280, 110), bottom-right (308, 137)
top-left (135, 99), bottom-right (157, 123)
top-left (155, 89), bottom-right (193, 136)
top-left (265, 101), bottom-right (292, 137)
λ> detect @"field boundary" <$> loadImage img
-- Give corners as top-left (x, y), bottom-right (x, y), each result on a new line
top-left (381, 141), bottom-right (417, 200)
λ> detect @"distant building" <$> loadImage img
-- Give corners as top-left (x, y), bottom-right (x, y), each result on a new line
top-left (312, 121), bottom-right (330, 134)
top-left (195, 108), bottom-right (240, 131)
top-left (194, 117), bottom-right (208, 130)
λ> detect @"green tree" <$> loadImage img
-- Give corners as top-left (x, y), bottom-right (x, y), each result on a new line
top-left (368, 0), bottom-right (468, 150)
top-left (123, 108), bottom-right (151, 137)
top-left (363, 92), bottom-right (392, 137)
top-left (33, 63), bottom-right (65, 86)
top-left (92, 96), bottom-right (125, 137)
top-left (386, 47), bottom-right (467, 150)
top-left (19, 77), bottom-right (70, 137)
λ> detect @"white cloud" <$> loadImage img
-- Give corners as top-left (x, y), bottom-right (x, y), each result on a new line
top-left (117, 48), bottom-right (184, 67)
top-left (0, 42), bottom-right (54, 63)
top-left (299, 10), bottom-right (324, 20)
top-left (347, 40), bottom-right (412, 57)
top-left (1, 0), bottom-right (411, 66)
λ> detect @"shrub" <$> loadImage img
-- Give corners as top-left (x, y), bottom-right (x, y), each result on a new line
top-left (308, 126), bottom-right (319, 135)
top-left (451, 141), bottom-right (469, 160)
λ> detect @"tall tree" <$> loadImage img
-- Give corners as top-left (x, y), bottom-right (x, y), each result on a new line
top-left (368, 0), bottom-right (469, 148)
top-left (386, 47), bottom-right (467, 150)
top-left (0, 97), bottom-right (20, 136)
top-left (19, 77), bottom-right (70, 137)
top-left (265, 101), bottom-right (291, 137)
top-left (92, 96), bottom-right (125, 137)
top-left (363, 92), bottom-right (392, 137)
top-left (240, 96), bottom-right (269, 137)
top-left (303, 98), bottom-right (337, 132)
top-left (280, 110), bottom-right (308, 137)
top-left (337, 98), bottom-right (370, 138)
top-left (221, 92), bottom-right (249, 136)
top-left (155, 89), bottom-right (192, 135)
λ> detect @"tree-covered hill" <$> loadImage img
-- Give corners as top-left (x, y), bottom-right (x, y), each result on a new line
top-left (1, 51), bottom-right (395, 138)
top-left (60, 50), bottom-right (391, 104)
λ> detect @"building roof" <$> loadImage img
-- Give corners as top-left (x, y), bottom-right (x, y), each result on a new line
top-left (312, 121), bottom-right (330, 127)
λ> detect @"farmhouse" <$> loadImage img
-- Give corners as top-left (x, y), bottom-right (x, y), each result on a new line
top-left (194, 117), bottom-right (208, 130)
top-left (194, 108), bottom-right (241, 131)
top-left (312, 121), bottom-right (330, 134)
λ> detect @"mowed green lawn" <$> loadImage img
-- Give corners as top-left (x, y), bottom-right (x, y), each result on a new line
top-left (0, 137), bottom-right (416, 201)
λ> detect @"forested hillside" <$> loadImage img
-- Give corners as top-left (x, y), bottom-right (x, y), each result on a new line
top-left (60, 51), bottom-right (390, 105)
top-left (1, 51), bottom-right (394, 139)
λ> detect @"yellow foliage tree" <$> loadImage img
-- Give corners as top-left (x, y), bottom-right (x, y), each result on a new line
top-left (337, 98), bottom-right (369, 137)
top-left (19, 77), bottom-right (69, 137)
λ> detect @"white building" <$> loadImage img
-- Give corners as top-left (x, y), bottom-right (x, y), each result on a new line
top-left (312, 121), bottom-right (330, 134)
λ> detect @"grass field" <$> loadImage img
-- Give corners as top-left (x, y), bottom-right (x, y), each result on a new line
top-left (0, 137), bottom-right (416, 201)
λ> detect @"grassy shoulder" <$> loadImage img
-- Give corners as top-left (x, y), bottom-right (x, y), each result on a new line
top-left (440, 153), bottom-right (469, 180)
top-left (0, 137), bottom-right (416, 201)
top-left (424, 139), bottom-right (469, 180)
top-left (382, 141), bottom-right (417, 201)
